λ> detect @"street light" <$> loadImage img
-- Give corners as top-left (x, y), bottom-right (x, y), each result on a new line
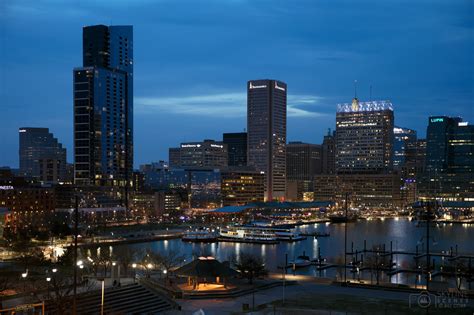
top-left (46, 277), bottom-right (51, 282)
top-left (52, 268), bottom-right (57, 273)
top-left (132, 263), bottom-right (137, 283)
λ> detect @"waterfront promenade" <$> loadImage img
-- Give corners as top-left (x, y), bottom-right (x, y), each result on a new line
top-left (177, 274), bottom-right (474, 314)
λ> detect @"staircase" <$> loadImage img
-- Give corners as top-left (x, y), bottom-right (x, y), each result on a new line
top-left (46, 283), bottom-right (176, 314)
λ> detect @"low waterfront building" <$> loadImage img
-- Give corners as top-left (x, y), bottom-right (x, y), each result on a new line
top-left (314, 174), bottom-right (402, 208)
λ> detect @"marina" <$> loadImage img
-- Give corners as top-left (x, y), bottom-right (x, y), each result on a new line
top-left (118, 218), bottom-right (474, 289)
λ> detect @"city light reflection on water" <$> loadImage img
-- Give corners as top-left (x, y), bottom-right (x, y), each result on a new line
top-left (119, 218), bottom-right (473, 285)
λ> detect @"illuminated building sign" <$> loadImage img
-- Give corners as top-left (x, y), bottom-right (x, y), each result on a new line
top-left (210, 144), bottom-right (223, 148)
top-left (249, 82), bottom-right (267, 89)
top-left (430, 117), bottom-right (444, 123)
top-left (181, 144), bottom-right (201, 148)
top-left (458, 122), bottom-right (468, 126)
top-left (274, 82), bottom-right (286, 91)
top-left (337, 100), bottom-right (393, 113)
top-left (0, 186), bottom-right (14, 190)
top-left (19, 129), bottom-right (26, 133)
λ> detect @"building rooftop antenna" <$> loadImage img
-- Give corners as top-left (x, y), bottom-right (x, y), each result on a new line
top-left (354, 80), bottom-right (358, 99)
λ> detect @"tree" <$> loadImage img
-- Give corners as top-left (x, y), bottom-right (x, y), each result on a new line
top-left (233, 252), bottom-right (267, 284)
top-left (148, 249), bottom-right (185, 278)
top-left (113, 247), bottom-right (137, 277)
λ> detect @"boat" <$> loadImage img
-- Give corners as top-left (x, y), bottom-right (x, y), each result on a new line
top-left (288, 255), bottom-right (312, 268)
top-left (219, 224), bottom-right (305, 244)
top-left (182, 229), bottom-right (218, 242)
top-left (248, 222), bottom-right (306, 241)
top-left (219, 225), bottom-right (279, 244)
top-left (328, 212), bottom-right (358, 223)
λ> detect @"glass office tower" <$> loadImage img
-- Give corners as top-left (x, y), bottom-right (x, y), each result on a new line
top-left (247, 79), bottom-right (287, 201)
top-left (223, 132), bottom-right (247, 167)
top-left (73, 25), bottom-right (133, 186)
top-left (393, 126), bottom-right (417, 170)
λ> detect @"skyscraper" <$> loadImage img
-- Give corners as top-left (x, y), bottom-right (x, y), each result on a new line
top-left (419, 116), bottom-right (474, 203)
top-left (321, 129), bottom-right (336, 174)
top-left (223, 132), bottom-right (247, 167)
top-left (286, 141), bottom-right (322, 201)
top-left (73, 25), bottom-right (133, 187)
top-left (393, 126), bottom-right (417, 170)
top-left (247, 79), bottom-right (287, 201)
top-left (335, 98), bottom-right (394, 174)
top-left (425, 116), bottom-right (462, 173)
top-left (19, 127), bottom-right (67, 183)
top-left (315, 98), bottom-right (400, 207)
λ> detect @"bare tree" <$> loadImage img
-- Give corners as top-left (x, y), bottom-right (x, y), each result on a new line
top-left (233, 252), bottom-right (267, 284)
top-left (113, 246), bottom-right (138, 277)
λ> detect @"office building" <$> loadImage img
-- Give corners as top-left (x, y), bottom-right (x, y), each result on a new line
top-left (223, 132), bottom-right (247, 167)
top-left (140, 163), bottom-right (222, 209)
top-left (19, 127), bottom-right (67, 183)
top-left (73, 25), bottom-right (133, 187)
top-left (393, 127), bottom-right (417, 170)
top-left (425, 116), bottom-right (463, 173)
top-left (321, 129), bottom-right (336, 174)
top-left (335, 98), bottom-right (394, 174)
top-left (169, 140), bottom-right (227, 169)
top-left (0, 168), bottom-right (55, 233)
top-left (419, 117), bottom-right (474, 205)
top-left (315, 98), bottom-right (398, 208)
top-left (221, 169), bottom-right (264, 206)
top-left (286, 142), bottom-right (322, 180)
top-left (286, 142), bottom-right (322, 200)
top-left (247, 79), bottom-right (287, 201)
top-left (314, 173), bottom-right (401, 207)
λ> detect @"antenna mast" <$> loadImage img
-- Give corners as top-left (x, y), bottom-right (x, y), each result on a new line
top-left (354, 80), bottom-right (358, 99)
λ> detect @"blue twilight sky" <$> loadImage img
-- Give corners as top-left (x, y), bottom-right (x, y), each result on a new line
top-left (0, 0), bottom-right (473, 168)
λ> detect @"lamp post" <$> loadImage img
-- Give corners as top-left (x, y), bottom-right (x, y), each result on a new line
top-left (132, 263), bottom-right (137, 283)
top-left (98, 278), bottom-right (105, 315)
top-left (21, 271), bottom-right (28, 292)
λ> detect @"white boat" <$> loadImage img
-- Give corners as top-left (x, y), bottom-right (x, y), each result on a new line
top-left (219, 226), bottom-right (279, 244)
top-left (219, 225), bottom-right (305, 243)
top-left (182, 229), bottom-right (218, 242)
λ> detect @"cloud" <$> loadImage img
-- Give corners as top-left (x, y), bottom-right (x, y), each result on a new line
top-left (135, 92), bottom-right (326, 118)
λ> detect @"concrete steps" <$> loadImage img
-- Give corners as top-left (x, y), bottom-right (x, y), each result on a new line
top-left (46, 283), bottom-right (175, 314)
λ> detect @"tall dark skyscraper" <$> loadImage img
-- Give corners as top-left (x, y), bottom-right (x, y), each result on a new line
top-left (19, 127), bottom-right (67, 183)
top-left (393, 126), bottom-right (417, 170)
top-left (321, 129), bottom-right (336, 174)
top-left (73, 25), bottom-right (133, 186)
top-left (425, 116), bottom-right (462, 173)
top-left (247, 79), bottom-right (287, 201)
top-left (286, 141), bottom-right (322, 180)
top-left (335, 98), bottom-right (394, 174)
top-left (420, 116), bottom-right (473, 201)
top-left (223, 132), bottom-right (247, 167)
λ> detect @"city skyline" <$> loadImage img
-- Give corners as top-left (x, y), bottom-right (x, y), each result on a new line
top-left (1, 0), bottom-right (473, 168)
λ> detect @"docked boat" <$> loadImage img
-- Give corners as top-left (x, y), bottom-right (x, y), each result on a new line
top-left (219, 225), bottom-right (279, 244)
top-left (248, 222), bottom-right (306, 241)
top-left (182, 229), bottom-right (218, 242)
top-left (289, 255), bottom-right (312, 268)
top-left (328, 212), bottom-right (358, 223)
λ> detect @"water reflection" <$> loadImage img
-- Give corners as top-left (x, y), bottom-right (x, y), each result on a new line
top-left (117, 218), bottom-right (473, 286)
